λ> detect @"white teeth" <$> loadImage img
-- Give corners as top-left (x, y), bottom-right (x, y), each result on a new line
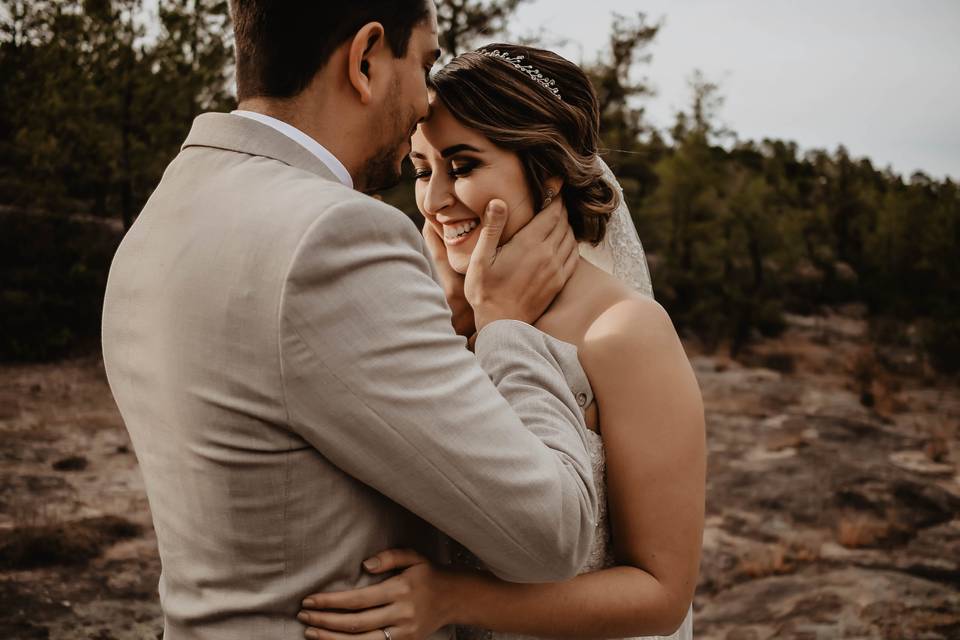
top-left (443, 219), bottom-right (479, 239)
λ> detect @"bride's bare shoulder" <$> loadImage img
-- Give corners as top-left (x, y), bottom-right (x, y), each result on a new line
top-left (535, 259), bottom-right (664, 349)
top-left (580, 262), bottom-right (668, 332)
top-left (584, 295), bottom-right (675, 353)
top-left (577, 268), bottom-right (679, 366)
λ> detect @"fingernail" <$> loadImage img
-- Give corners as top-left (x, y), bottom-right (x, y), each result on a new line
top-left (363, 557), bottom-right (380, 571)
top-left (297, 611), bottom-right (309, 623)
top-left (487, 201), bottom-right (504, 215)
top-left (306, 630), bottom-right (320, 639)
top-left (301, 598), bottom-right (316, 608)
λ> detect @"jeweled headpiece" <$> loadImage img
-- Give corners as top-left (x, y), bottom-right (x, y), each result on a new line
top-left (478, 49), bottom-right (562, 101)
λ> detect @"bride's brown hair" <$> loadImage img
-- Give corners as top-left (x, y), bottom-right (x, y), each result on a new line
top-left (428, 43), bottom-right (618, 245)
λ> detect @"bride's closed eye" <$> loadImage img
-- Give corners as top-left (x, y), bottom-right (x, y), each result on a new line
top-left (449, 157), bottom-right (481, 178)
top-left (410, 157), bottom-right (483, 182)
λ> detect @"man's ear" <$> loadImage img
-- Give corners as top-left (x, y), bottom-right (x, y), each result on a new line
top-left (347, 22), bottom-right (386, 105)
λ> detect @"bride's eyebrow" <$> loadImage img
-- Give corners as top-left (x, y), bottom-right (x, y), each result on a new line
top-left (441, 144), bottom-right (482, 158)
top-left (409, 151), bottom-right (427, 161)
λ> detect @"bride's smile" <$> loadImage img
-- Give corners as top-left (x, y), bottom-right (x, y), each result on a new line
top-left (438, 216), bottom-right (480, 244)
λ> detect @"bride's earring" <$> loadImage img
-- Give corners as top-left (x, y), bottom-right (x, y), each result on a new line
top-left (542, 188), bottom-right (556, 209)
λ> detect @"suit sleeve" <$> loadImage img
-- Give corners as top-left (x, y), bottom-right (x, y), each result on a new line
top-left (278, 198), bottom-right (597, 583)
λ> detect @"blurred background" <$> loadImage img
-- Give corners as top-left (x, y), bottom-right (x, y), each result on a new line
top-left (0, 1), bottom-right (958, 638)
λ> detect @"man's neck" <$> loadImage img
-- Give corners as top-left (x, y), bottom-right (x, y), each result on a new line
top-left (237, 96), bottom-right (361, 183)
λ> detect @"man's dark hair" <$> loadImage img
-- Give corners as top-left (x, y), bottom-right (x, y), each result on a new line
top-left (230, 1), bottom-right (432, 101)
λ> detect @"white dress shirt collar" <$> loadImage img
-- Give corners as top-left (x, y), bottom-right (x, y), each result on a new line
top-left (231, 110), bottom-right (353, 189)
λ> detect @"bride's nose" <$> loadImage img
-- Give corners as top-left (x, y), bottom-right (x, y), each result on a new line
top-left (422, 173), bottom-right (455, 214)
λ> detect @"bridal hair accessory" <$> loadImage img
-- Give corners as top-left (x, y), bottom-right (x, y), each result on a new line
top-left (478, 49), bottom-right (562, 100)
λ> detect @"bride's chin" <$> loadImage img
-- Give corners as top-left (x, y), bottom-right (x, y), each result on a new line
top-left (448, 254), bottom-right (470, 276)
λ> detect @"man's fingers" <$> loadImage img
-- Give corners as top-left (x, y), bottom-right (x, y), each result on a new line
top-left (561, 231), bottom-right (580, 279)
top-left (543, 200), bottom-right (570, 248)
top-left (470, 199), bottom-right (509, 267)
top-left (558, 225), bottom-right (578, 264)
top-left (536, 195), bottom-right (566, 242)
top-left (421, 220), bottom-right (445, 256)
top-left (363, 548), bottom-right (427, 574)
top-left (507, 196), bottom-right (564, 252)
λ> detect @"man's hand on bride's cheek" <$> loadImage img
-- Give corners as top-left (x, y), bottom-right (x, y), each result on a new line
top-left (465, 197), bottom-right (578, 330)
top-left (422, 221), bottom-right (475, 338)
top-left (298, 548), bottom-right (453, 640)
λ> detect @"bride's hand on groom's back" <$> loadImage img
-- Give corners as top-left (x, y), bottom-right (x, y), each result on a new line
top-left (465, 196), bottom-right (578, 330)
top-left (298, 549), bottom-right (454, 640)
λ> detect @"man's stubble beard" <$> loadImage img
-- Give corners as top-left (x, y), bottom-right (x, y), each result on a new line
top-left (357, 82), bottom-right (415, 195)
top-left (358, 138), bottom-right (405, 194)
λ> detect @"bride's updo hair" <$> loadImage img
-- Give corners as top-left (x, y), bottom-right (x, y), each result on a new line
top-left (428, 43), bottom-right (619, 245)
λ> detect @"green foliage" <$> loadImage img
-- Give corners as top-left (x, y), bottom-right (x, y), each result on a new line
top-left (0, 0), bottom-right (232, 360)
top-left (586, 12), bottom-right (664, 207)
top-left (923, 310), bottom-right (960, 374)
top-left (0, 0), bottom-right (234, 227)
top-left (436, 0), bottom-right (531, 58)
top-left (0, 210), bottom-right (121, 361)
top-left (634, 71), bottom-right (960, 368)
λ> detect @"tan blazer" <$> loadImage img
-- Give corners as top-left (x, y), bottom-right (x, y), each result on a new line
top-left (102, 113), bottom-right (597, 639)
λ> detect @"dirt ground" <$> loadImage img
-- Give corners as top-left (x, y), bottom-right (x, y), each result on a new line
top-left (1, 308), bottom-right (958, 639)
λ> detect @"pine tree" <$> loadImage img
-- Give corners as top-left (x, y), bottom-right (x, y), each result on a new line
top-left (435, 0), bottom-right (530, 58)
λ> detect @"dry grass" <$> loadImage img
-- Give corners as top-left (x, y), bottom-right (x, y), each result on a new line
top-left (0, 516), bottom-right (141, 570)
top-left (850, 346), bottom-right (905, 413)
top-left (836, 513), bottom-right (898, 549)
top-left (736, 543), bottom-right (820, 580)
top-left (923, 418), bottom-right (954, 463)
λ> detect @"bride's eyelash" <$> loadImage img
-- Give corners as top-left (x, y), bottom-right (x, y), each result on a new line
top-left (412, 158), bottom-right (480, 182)
top-left (449, 159), bottom-right (480, 177)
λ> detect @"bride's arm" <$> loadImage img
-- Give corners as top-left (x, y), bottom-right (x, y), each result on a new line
top-left (298, 297), bottom-right (705, 639)
top-left (455, 297), bottom-right (706, 637)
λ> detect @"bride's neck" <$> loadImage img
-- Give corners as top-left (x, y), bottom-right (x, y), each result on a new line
top-left (541, 256), bottom-right (592, 315)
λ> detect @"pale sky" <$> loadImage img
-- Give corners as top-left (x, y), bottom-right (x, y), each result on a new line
top-left (502, 0), bottom-right (960, 181)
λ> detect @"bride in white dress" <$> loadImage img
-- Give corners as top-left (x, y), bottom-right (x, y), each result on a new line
top-left (298, 44), bottom-right (704, 640)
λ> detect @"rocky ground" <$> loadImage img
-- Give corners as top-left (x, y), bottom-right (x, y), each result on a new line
top-left (690, 309), bottom-right (960, 639)
top-left (1, 308), bottom-right (958, 639)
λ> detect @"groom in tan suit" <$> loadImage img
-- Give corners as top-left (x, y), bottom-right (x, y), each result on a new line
top-left (102, 3), bottom-right (597, 638)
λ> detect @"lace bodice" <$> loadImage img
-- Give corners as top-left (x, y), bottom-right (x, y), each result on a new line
top-left (453, 335), bottom-right (693, 640)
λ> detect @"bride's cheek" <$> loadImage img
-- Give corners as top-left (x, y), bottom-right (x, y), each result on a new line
top-left (453, 180), bottom-right (486, 218)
